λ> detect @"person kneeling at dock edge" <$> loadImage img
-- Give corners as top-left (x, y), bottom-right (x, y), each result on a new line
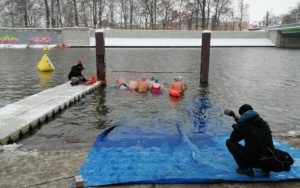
top-left (225, 104), bottom-right (275, 177)
top-left (68, 60), bottom-right (87, 86)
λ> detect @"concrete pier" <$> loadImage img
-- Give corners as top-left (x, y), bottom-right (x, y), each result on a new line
top-left (0, 81), bottom-right (100, 145)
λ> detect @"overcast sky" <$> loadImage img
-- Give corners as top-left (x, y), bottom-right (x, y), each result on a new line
top-left (243, 0), bottom-right (300, 23)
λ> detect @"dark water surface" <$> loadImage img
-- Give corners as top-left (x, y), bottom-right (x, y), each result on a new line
top-left (0, 48), bottom-right (299, 146)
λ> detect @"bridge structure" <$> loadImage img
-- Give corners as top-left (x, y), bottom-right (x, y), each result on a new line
top-left (269, 26), bottom-right (300, 48)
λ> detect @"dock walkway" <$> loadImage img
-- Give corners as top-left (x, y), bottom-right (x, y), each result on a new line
top-left (0, 82), bottom-right (100, 145)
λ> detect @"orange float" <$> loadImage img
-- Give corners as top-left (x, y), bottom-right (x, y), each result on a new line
top-left (169, 89), bottom-right (181, 97)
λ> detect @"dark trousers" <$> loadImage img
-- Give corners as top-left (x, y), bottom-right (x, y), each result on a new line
top-left (226, 139), bottom-right (256, 169)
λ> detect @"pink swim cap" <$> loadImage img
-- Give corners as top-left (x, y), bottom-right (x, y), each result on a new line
top-left (141, 76), bottom-right (146, 81)
top-left (131, 76), bottom-right (136, 81)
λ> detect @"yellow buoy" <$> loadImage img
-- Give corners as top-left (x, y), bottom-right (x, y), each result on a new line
top-left (37, 45), bottom-right (55, 72)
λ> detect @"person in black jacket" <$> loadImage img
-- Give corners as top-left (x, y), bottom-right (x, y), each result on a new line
top-left (68, 60), bottom-right (87, 86)
top-left (226, 104), bottom-right (274, 176)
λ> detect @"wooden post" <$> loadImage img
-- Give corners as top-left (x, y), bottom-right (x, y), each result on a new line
top-left (75, 175), bottom-right (83, 188)
top-left (95, 29), bottom-right (106, 86)
top-left (200, 30), bottom-right (211, 84)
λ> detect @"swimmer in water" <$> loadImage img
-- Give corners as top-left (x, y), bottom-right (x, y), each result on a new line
top-left (128, 76), bottom-right (138, 91)
top-left (136, 76), bottom-right (150, 93)
top-left (115, 76), bottom-right (129, 90)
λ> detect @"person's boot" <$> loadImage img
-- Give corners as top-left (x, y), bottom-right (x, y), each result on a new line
top-left (261, 169), bottom-right (270, 177)
top-left (236, 167), bottom-right (254, 176)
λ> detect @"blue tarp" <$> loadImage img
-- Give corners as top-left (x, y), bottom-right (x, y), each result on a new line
top-left (77, 97), bottom-right (300, 187)
top-left (77, 128), bottom-right (300, 186)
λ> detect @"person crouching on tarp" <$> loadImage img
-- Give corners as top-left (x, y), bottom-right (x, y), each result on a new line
top-left (68, 60), bottom-right (87, 86)
top-left (225, 104), bottom-right (274, 177)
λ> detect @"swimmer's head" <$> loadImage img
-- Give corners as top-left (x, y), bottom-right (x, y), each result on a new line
top-left (131, 76), bottom-right (136, 81)
top-left (151, 77), bottom-right (155, 81)
top-left (174, 77), bottom-right (179, 81)
top-left (154, 78), bottom-right (159, 83)
top-left (141, 76), bottom-right (146, 81)
top-left (178, 75), bottom-right (182, 81)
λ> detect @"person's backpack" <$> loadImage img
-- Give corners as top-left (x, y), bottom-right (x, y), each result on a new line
top-left (258, 147), bottom-right (294, 172)
top-left (250, 120), bottom-right (294, 173)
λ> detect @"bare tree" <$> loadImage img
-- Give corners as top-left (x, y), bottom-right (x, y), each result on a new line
top-left (197, 0), bottom-right (206, 30)
top-left (176, 0), bottom-right (186, 30)
top-left (195, 2), bottom-right (200, 30)
top-left (56, 0), bottom-right (63, 27)
top-left (265, 11), bottom-right (270, 26)
top-left (72, 0), bottom-right (79, 26)
top-left (2, 1), bottom-right (18, 27)
top-left (96, 0), bottom-right (106, 28)
top-left (282, 2), bottom-right (300, 24)
top-left (0, 0), bottom-right (258, 29)
top-left (142, 0), bottom-right (158, 29)
top-left (17, 0), bottom-right (30, 27)
top-left (50, 0), bottom-right (56, 27)
top-left (137, 3), bottom-right (150, 29)
top-left (63, 0), bottom-right (74, 26)
top-left (128, 0), bottom-right (139, 29)
top-left (91, 0), bottom-right (97, 27)
top-left (237, 0), bottom-right (248, 31)
top-left (158, 0), bottom-right (176, 30)
top-left (211, 0), bottom-right (231, 30)
top-left (78, 0), bottom-right (91, 27)
top-left (3, 0), bottom-right (38, 27)
top-left (0, 2), bottom-right (4, 26)
top-left (129, 0), bottom-right (134, 29)
top-left (230, 8), bottom-right (235, 30)
top-left (183, 1), bottom-right (197, 30)
top-left (120, 0), bottom-right (129, 28)
top-left (205, 0), bottom-right (212, 29)
top-left (28, 4), bottom-right (44, 27)
top-left (107, 0), bottom-right (116, 28)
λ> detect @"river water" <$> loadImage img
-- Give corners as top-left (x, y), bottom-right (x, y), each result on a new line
top-left (0, 48), bottom-right (299, 146)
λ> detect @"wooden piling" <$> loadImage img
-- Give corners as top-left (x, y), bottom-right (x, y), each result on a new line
top-left (75, 175), bottom-right (84, 188)
top-left (200, 30), bottom-right (211, 84)
top-left (95, 29), bottom-right (106, 86)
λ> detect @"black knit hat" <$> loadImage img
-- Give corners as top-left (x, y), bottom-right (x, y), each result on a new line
top-left (239, 104), bottom-right (253, 115)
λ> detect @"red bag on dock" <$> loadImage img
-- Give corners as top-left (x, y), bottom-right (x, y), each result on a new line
top-left (84, 76), bottom-right (97, 86)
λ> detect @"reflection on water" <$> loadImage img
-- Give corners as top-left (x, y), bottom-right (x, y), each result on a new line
top-left (0, 48), bottom-right (299, 146)
top-left (37, 71), bottom-right (54, 90)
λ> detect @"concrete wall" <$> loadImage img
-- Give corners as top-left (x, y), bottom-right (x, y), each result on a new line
top-left (278, 34), bottom-right (300, 48)
top-left (91, 29), bottom-right (270, 39)
top-left (0, 27), bottom-right (61, 44)
top-left (62, 27), bottom-right (90, 46)
top-left (269, 30), bottom-right (300, 48)
top-left (269, 31), bottom-right (279, 46)
top-left (1, 27), bottom-right (299, 48)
